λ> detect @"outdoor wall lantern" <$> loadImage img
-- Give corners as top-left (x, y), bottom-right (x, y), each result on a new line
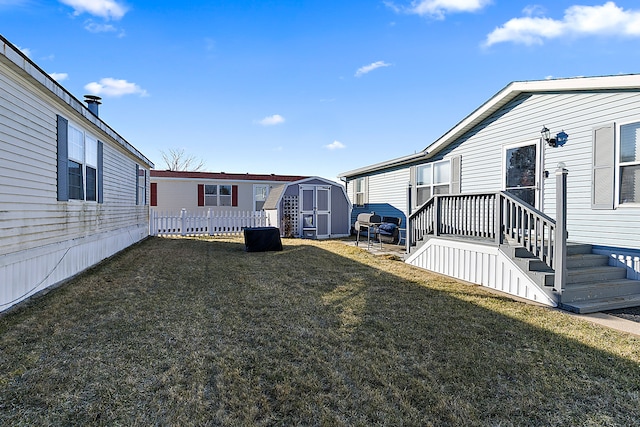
top-left (541, 126), bottom-right (569, 147)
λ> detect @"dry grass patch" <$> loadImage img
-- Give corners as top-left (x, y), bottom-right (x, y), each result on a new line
top-left (1, 236), bottom-right (639, 426)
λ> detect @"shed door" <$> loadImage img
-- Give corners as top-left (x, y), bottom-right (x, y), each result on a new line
top-left (299, 185), bottom-right (331, 238)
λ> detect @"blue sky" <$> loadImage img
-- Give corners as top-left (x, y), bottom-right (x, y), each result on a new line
top-left (3, 1), bottom-right (640, 181)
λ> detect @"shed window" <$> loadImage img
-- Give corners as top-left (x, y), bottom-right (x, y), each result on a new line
top-left (620, 122), bottom-right (640, 204)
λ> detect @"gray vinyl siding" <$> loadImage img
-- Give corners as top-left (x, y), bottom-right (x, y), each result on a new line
top-left (0, 53), bottom-right (150, 258)
top-left (444, 90), bottom-right (640, 250)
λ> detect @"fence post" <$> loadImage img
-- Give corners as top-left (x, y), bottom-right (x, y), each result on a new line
top-left (180, 208), bottom-right (186, 236)
top-left (554, 165), bottom-right (568, 297)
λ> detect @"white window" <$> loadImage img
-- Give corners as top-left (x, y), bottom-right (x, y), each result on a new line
top-left (67, 123), bottom-right (98, 201)
top-left (355, 177), bottom-right (366, 206)
top-left (254, 185), bottom-right (269, 211)
top-left (204, 184), bottom-right (232, 206)
top-left (137, 168), bottom-right (146, 205)
top-left (416, 159), bottom-right (451, 205)
top-left (619, 121), bottom-right (640, 204)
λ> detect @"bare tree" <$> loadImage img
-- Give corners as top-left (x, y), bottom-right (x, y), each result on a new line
top-left (161, 148), bottom-right (206, 171)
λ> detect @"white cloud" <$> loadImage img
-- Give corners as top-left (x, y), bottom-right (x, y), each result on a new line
top-left (59, 0), bottom-right (128, 20)
top-left (49, 72), bottom-right (69, 82)
top-left (257, 114), bottom-right (285, 126)
top-left (16, 45), bottom-right (31, 57)
top-left (325, 140), bottom-right (346, 150)
top-left (485, 2), bottom-right (640, 46)
top-left (389, 0), bottom-right (492, 19)
top-left (84, 20), bottom-right (117, 33)
top-left (355, 61), bottom-right (391, 77)
top-left (84, 78), bottom-right (148, 97)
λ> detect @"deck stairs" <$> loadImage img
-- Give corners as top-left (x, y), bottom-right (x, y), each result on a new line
top-left (506, 242), bottom-right (640, 314)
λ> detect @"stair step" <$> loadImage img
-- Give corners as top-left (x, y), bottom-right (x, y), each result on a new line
top-left (567, 266), bottom-right (627, 284)
top-left (561, 279), bottom-right (640, 303)
top-left (566, 243), bottom-right (593, 256)
top-left (566, 253), bottom-right (609, 269)
top-left (560, 293), bottom-right (640, 314)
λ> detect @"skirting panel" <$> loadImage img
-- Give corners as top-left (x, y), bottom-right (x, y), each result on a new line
top-left (406, 238), bottom-right (556, 307)
top-left (0, 225), bottom-right (148, 312)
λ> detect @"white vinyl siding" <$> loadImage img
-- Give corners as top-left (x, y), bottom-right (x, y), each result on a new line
top-left (0, 59), bottom-right (150, 258)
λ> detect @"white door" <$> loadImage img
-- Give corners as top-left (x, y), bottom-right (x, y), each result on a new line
top-left (503, 140), bottom-right (543, 208)
top-left (299, 185), bottom-right (332, 238)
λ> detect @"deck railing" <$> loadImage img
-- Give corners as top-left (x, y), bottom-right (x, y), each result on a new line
top-left (408, 191), bottom-right (557, 267)
top-left (407, 167), bottom-right (568, 294)
top-left (150, 209), bottom-right (269, 237)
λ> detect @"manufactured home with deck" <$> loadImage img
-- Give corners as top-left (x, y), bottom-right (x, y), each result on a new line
top-left (341, 75), bottom-right (640, 313)
top-left (0, 35), bottom-right (153, 312)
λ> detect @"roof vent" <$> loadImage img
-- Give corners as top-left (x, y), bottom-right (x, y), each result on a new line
top-left (84, 95), bottom-right (102, 117)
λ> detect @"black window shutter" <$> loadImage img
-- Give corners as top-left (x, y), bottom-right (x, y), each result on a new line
top-left (592, 124), bottom-right (615, 210)
top-left (136, 164), bottom-right (140, 205)
top-left (97, 141), bottom-right (104, 203)
top-left (57, 115), bottom-right (69, 201)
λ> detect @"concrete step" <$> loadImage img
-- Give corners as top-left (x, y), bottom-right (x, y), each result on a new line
top-left (560, 293), bottom-right (640, 314)
top-left (567, 266), bottom-right (628, 285)
top-left (566, 243), bottom-right (593, 256)
top-left (566, 253), bottom-right (609, 269)
top-left (561, 279), bottom-right (640, 303)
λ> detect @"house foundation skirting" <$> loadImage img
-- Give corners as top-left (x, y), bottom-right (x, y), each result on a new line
top-left (405, 237), bottom-right (557, 307)
top-left (0, 225), bottom-right (148, 313)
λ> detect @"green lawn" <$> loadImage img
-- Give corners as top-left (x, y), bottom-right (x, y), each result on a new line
top-left (1, 236), bottom-right (639, 426)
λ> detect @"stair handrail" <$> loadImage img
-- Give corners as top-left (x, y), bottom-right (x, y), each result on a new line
top-left (497, 191), bottom-right (557, 269)
top-left (407, 191), bottom-right (561, 271)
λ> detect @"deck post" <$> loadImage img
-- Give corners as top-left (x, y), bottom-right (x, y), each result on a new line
top-left (434, 196), bottom-right (440, 237)
top-left (494, 193), bottom-right (503, 245)
top-left (555, 165), bottom-right (568, 296)
top-left (406, 183), bottom-right (412, 254)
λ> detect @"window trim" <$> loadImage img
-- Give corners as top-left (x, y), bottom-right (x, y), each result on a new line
top-left (253, 184), bottom-right (269, 211)
top-left (414, 158), bottom-right (452, 207)
top-left (201, 184), bottom-right (238, 207)
top-left (66, 121), bottom-right (99, 202)
top-left (354, 177), bottom-right (366, 206)
top-left (616, 119), bottom-right (640, 207)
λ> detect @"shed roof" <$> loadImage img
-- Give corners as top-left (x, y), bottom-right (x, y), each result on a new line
top-left (150, 170), bottom-right (308, 182)
top-left (339, 74), bottom-right (640, 178)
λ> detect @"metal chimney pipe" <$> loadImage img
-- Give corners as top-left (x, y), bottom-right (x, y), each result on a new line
top-left (84, 95), bottom-right (102, 117)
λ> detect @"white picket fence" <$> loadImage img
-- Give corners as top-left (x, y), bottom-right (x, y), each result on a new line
top-left (150, 209), bottom-right (270, 237)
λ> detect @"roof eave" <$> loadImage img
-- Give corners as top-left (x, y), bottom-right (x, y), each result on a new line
top-left (424, 74), bottom-right (640, 155)
top-left (339, 151), bottom-right (430, 179)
